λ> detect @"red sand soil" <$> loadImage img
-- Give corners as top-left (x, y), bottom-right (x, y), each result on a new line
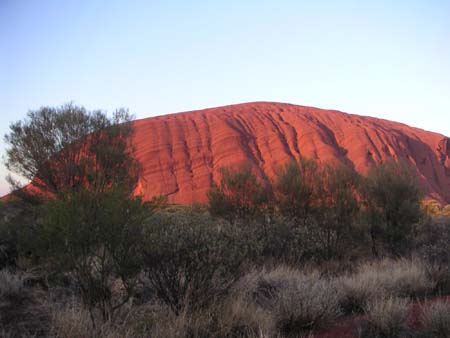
top-left (130, 102), bottom-right (450, 204)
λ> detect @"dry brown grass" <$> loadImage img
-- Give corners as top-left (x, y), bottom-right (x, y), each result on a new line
top-left (235, 266), bottom-right (341, 336)
top-left (420, 301), bottom-right (450, 338)
top-left (357, 297), bottom-right (411, 338)
top-left (3, 258), bottom-right (447, 338)
top-left (0, 269), bottom-right (25, 299)
top-left (335, 258), bottom-right (433, 314)
top-left (0, 270), bottom-right (50, 337)
top-left (50, 300), bottom-right (142, 338)
top-left (49, 296), bottom-right (276, 338)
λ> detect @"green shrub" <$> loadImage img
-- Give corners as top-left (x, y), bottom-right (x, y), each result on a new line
top-left (208, 162), bottom-right (272, 224)
top-left (143, 212), bottom-right (256, 315)
top-left (415, 219), bottom-right (450, 265)
top-left (274, 158), bottom-right (363, 262)
top-left (363, 159), bottom-right (424, 256)
top-left (35, 189), bottom-right (150, 322)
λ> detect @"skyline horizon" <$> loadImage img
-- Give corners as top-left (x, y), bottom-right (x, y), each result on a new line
top-left (1, 0), bottom-right (449, 195)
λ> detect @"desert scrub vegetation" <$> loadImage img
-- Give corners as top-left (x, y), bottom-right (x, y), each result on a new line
top-left (335, 258), bottom-right (433, 314)
top-left (0, 269), bottom-right (24, 299)
top-left (142, 210), bottom-right (257, 315)
top-left (3, 103), bottom-right (450, 337)
top-left (357, 296), bottom-right (411, 338)
top-left (0, 269), bottom-right (50, 337)
top-left (419, 300), bottom-right (450, 338)
top-left (235, 266), bottom-right (341, 335)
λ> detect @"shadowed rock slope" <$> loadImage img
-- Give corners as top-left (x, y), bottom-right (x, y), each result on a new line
top-left (132, 102), bottom-right (450, 204)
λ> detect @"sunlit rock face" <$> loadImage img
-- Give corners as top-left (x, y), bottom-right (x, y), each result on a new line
top-left (121, 102), bottom-right (450, 204)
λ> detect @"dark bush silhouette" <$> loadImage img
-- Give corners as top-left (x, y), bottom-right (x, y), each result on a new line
top-left (4, 104), bottom-right (151, 325)
top-left (143, 211), bottom-right (255, 315)
top-left (363, 159), bottom-right (424, 256)
top-left (4, 103), bottom-right (140, 200)
top-left (207, 162), bottom-right (273, 224)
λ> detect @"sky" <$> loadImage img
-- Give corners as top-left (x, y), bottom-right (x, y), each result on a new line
top-left (1, 0), bottom-right (450, 195)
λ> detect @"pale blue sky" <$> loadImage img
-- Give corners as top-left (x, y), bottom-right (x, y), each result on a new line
top-left (1, 0), bottom-right (450, 195)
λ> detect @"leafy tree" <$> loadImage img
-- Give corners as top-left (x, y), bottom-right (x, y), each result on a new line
top-left (4, 104), bottom-right (150, 324)
top-left (4, 103), bottom-right (140, 200)
top-left (207, 162), bottom-right (272, 224)
top-left (363, 159), bottom-right (424, 256)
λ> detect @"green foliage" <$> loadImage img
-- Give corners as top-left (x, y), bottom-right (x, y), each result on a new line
top-left (207, 162), bottom-right (272, 224)
top-left (274, 159), bottom-right (362, 261)
top-left (36, 188), bottom-right (151, 321)
top-left (3, 103), bottom-right (152, 324)
top-left (4, 103), bottom-right (140, 199)
top-left (274, 158), bottom-right (317, 224)
top-left (313, 163), bottom-right (362, 259)
top-left (143, 211), bottom-right (256, 315)
top-left (363, 159), bottom-right (424, 256)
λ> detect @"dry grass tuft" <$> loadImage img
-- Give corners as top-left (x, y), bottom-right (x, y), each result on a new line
top-left (216, 297), bottom-right (275, 338)
top-left (50, 301), bottom-right (140, 338)
top-left (336, 258), bottom-right (433, 314)
top-left (0, 269), bottom-right (25, 300)
top-left (235, 266), bottom-right (341, 336)
top-left (420, 301), bottom-right (450, 338)
top-left (358, 296), bottom-right (411, 338)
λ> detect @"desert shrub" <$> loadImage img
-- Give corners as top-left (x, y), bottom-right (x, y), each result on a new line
top-left (0, 223), bottom-right (17, 271)
top-left (336, 258), bottom-right (433, 314)
top-left (0, 269), bottom-right (51, 337)
top-left (208, 162), bottom-right (273, 224)
top-left (34, 189), bottom-right (151, 322)
top-left (312, 162), bottom-right (362, 260)
top-left (143, 211), bottom-right (256, 315)
top-left (425, 264), bottom-right (450, 296)
top-left (235, 266), bottom-right (341, 335)
top-left (0, 269), bottom-right (25, 300)
top-left (358, 297), bottom-right (411, 338)
top-left (415, 220), bottom-right (450, 294)
top-left (142, 297), bottom-right (275, 338)
top-left (213, 298), bottom-right (275, 338)
top-left (336, 271), bottom-right (384, 314)
top-left (0, 201), bottom-right (31, 270)
top-left (419, 301), bottom-right (450, 338)
top-left (50, 301), bottom-right (142, 338)
top-left (3, 103), bottom-right (150, 326)
top-left (253, 217), bottom-right (306, 264)
top-left (415, 219), bottom-right (450, 265)
top-left (274, 279), bottom-right (341, 335)
top-left (274, 158), bottom-right (317, 225)
top-left (274, 159), bottom-right (364, 262)
top-left (363, 159), bottom-right (424, 256)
